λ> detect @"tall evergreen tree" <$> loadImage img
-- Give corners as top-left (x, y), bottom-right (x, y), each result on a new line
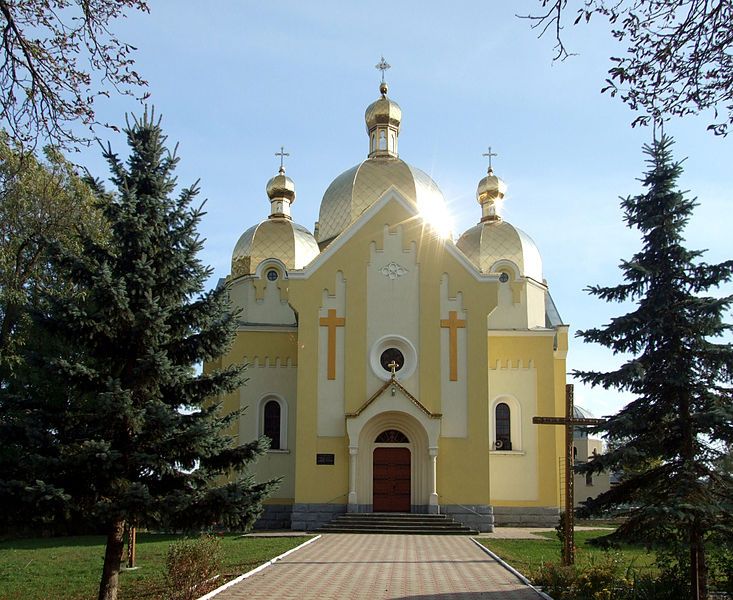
top-left (575, 135), bottom-right (733, 599)
top-left (25, 111), bottom-right (276, 600)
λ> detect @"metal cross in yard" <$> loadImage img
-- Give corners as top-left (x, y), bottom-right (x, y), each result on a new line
top-left (533, 384), bottom-right (605, 565)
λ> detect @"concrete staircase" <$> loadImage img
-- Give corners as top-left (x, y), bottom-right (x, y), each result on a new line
top-left (317, 512), bottom-right (478, 535)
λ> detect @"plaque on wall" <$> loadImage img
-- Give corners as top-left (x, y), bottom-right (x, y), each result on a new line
top-left (316, 453), bottom-right (335, 465)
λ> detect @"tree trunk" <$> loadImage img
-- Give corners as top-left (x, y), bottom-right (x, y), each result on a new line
top-left (690, 524), bottom-right (708, 600)
top-left (97, 519), bottom-right (126, 600)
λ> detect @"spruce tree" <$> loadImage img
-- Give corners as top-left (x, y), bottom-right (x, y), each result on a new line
top-left (30, 111), bottom-right (276, 600)
top-left (575, 135), bottom-right (733, 599)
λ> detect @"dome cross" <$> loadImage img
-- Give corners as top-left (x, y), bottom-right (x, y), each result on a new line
top-left (375, 56), bottom-right (391, 82)
top-left (483, 146), bottom-right (498, 174)
top-left (275, 146), bottom-right (289, 173)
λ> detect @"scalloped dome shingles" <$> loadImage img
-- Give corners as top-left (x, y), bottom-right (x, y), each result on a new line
top-left (317, 157), bottom-right (447, 245)
top-left (456, 220), bottom-right (543, 281)
top-left (231, 219), bottom-right (319, 277)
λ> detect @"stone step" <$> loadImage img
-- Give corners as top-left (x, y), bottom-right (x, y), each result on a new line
top-left (318, 528), bottom-right (475, 535)
top-left (317, 512), bottom-right (478, 535)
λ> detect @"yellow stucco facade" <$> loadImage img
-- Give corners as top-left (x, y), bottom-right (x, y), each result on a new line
top-left (206, 81), bottom-right (570, 531)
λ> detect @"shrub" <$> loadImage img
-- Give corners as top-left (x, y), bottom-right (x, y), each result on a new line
top-left (165, 535), bottom-right (223, 600)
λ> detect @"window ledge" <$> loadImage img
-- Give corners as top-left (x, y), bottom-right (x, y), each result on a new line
top-left (267, 449), bottom-right (291, 454)
top-left (490, 450), bottom-right (526, 456)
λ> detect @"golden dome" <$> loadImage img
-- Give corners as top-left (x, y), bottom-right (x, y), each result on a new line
top-left (477, 168), bottom-right (507, 208)
top-left (456, 219), bottom-right (543, 281)
top-left (231, 167), bottom-right (319, 277)
top-left (457, 163), bottom-right (542, 280)
top-left (317, 79), bottom-right (448, 246)
top-left (266, 167), bottom-right (296, 204)
top-left (365, 83), bottom-right (402, 132)
top-left (317, 157), bottom-right (447, 246)
top-left (231, 219), bottom-right (319, 277)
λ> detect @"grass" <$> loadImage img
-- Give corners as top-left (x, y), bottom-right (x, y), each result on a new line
top-left (0, 533), bottom-right (313, 600)
top-left (479, 529), bottom-right (657, 582)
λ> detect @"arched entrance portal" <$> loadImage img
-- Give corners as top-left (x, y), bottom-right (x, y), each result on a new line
top-left (373, 446), bottom-right (411, 512)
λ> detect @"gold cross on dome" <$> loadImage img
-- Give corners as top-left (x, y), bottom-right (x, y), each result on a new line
top-left (375, 56), bottom-right (391, 82)
top-left (275, 146), bottom-right (289, 172)
top-left (483, 147), bottom-right (498, 172)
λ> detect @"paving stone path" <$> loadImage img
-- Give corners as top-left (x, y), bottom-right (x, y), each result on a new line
top-left (214, 533), bottom-right (542, 599)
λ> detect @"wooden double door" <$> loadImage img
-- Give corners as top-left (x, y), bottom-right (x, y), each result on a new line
top-left (373, 447), bottom-right (411, 512)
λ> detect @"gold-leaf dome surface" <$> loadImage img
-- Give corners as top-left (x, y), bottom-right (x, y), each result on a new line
top-left (231, 218), bottom-right (319, 277)
top-left (456, 220), bottom-right (543, 281)
top-left (365, 94), bottom-right (402, 131)
top-left (266, 171), bottom-right (296, 203)
top-left (317, 157), bottom-right (446, 245)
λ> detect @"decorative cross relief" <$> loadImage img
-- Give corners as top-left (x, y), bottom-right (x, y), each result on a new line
top-left (380, 261), bottom-right (408, 280)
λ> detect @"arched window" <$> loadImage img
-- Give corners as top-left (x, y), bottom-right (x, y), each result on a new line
top-left (495, 402), bottom-right (512, 450)
top-left (375, 429), bottom-right (409, 443)
top-left (263, 400), bottom-right (281, 450)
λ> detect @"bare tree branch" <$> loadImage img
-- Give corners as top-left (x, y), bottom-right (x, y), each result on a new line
top-left (0, 0), bottom-right (149, 150)
top-left (522, 0), bottom-right (733, 135)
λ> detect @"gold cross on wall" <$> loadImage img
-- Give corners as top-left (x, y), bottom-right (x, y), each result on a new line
top-left (440, 310), bottom-right (466, 382)
top-left (319, 309), bottom-right (345, 380)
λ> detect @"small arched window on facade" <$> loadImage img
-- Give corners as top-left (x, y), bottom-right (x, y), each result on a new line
top-left (495, 402), bottom-right (512, 451)
top-left (263, 400), bottom-right (281, 450)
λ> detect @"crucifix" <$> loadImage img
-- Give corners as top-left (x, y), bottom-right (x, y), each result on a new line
top-left (375, 56), bottom-right (391, 82)
top-left (388, 360), bottom-right (398, 377)
top-left (319, 309), bottom-right (345, 380)
top-left (440, 310), bottom-right (466, 382)
top-left (533, 384), bottom-right (605, 565)
top-left (483, 147), bottom-right (498, 173)
top-left (275, 146), bottom-right (289, 174)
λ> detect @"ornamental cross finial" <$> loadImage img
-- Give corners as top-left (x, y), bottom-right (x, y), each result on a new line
top-left (375, 56), bottom-right (391, 82)
top-left (483, 146), bottom-right (498, 173)
top-left (388, 360), bottom-right (398, 376)
top-left (275, 146), bottom-right (289, 173)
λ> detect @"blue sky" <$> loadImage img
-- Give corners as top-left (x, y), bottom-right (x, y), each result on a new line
top-left (74, 1), bottom-right (732, 418)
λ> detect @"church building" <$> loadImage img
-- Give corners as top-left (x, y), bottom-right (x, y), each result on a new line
top-left (206, 72), bottom-right (570, 532)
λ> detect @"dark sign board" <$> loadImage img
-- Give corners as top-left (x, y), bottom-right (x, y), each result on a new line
top-left (316, 453), bottom-right (335, 465)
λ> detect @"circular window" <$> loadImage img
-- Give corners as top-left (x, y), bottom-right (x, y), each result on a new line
top-left (369, 335), bottom-right (417, 381)
top-left (266, 269), bottom-right (278, 281)
top-left (499, 272), bottom-right (509, 283)
top-left (379, 348), bottom-right (404, 373)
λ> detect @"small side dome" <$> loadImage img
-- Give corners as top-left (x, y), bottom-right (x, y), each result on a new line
top-left (456, 160), bottom-right (542, 281)
top-left (573, 405), bottom-right (597, 420)
top-left (456, 220), bottom-right (543, 281)
top-left (231, 220), bottom-right (319, 277)
top-left (231, 163), bottom-right (319, 277)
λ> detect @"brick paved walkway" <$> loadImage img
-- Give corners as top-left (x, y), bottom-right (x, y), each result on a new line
top-left (214, 534), bottom-right (541, 599)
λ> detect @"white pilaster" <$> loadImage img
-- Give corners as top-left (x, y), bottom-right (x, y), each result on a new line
top-left (348, 447), bottom-right (358, 511)
top-left (428, 447), bottom-right (439, 513)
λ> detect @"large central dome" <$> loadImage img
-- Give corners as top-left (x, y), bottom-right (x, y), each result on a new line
top-left (317, 158), bottom-right (446, 245)
top-left (316, 81), bottom-right (449, 246)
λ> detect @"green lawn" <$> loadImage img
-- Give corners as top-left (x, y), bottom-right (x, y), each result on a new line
top-left (0, 533), bottom-right (313, 600)
top-left (479, 530), bottom-right (657, 582)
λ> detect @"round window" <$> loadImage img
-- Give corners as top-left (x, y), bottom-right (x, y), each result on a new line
top-left (499, 272), bottom-right (509, 283)
top-left (379, 348), bottom-right (404, 373)
top-left (266, 269), bottom-right (278, 281)
top-left (369, 335), bottom-right (417, 381)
